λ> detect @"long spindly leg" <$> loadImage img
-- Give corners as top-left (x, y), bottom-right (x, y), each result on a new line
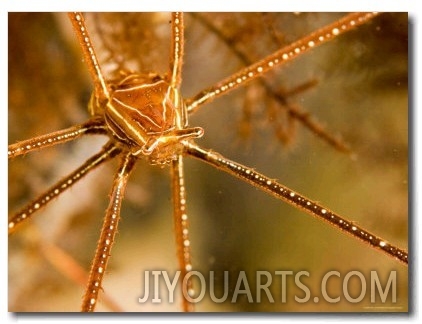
top-left (171, 155), bottom-right (194, 312)
top-left (186, 12), bottom-right (379, 113)
top-left (8, 142), bottom-right (120, 233)
top-left (23, 225), bottom-right (123, 311)
top-left (168, 13), bottom-right (194, 311)
top-left (8, 117), bottom-right (107, 159)
top-left (190, 13), bottom-right (350, 153)
top-left (169, 12), bottom-right (184, 90)
top-left (68, 12), bottom-right (110, 103)
top-left (168, 12), bottom-right (188, 131)
top-left (184, 141), bottom-right (408, 265)
top-left (81, 152), bottom-right (136, 312)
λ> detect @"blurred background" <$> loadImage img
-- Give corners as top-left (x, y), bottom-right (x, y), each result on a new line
top-left (8, 13), bottom-right (408, 312)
